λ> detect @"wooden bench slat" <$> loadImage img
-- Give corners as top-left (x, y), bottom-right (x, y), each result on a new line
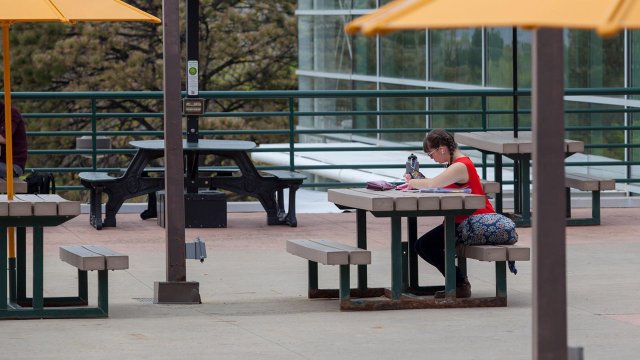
top-left (439, 193), bottom-right (485, 210)
top-left (0, 178), bottom-right (28, 194)
top-left (455, 132), bottom-right (520, 154)
top-left (0, 194), bottom-right (81, 217)
top-left (597, 179), bottom-right (616, 191)
top-left (457, 244), bottom-right (531, 262)
top-left (438, 194), bottom-right (463, 210)
top-left (566, 173), bottom-right (615, 191)
top-left (40, 194), bottom-right (82, 216)
top-left (286, 239), bottom-right (349, 265)
top-left (60, 245), bottom-right (106, 271)
top-left (417, 195), bottom-right (441, 210)
top-left (487, 131), bottom-right (534, 153)
top-left (565, 140), bottom-right (585, 153)
top-left (327, 188), bottom-right (394, 212)
top-left (0, 194), bottom-right (80, 216)
top-left (462, 194), bottom-right (486, 209)
top-left (362, 189), bottom-right (418, 211)
top-left (480, 180), bottom-right (501, 194)
top-left (15, 194), bottom-right (58, 216)
top-left (0, 195), bottom-right (33, 216)
top-left (310, 239), bottom-right (371, 265)
top-left (499, 245), bottom-right (531, 261)
top-left (565, 174), bottom-right (599, 191)
top-left (457, 245), bottom-right (507, 261)
top-left (59, 245), bottom-right (129, 271)
top-left (82, 245), bottom-right (129, 270)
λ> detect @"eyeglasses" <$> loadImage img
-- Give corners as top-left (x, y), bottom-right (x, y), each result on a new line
top-left (427, 148), bottom-right (438, 158)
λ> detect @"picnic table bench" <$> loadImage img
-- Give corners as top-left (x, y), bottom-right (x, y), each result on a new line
top-left (456, 244), bottom-right (530, 299)
top-left (286, 239), bottom-right (382, 305)
top-left (59, 245), bottom-right (129, 317)
top-left (565, 173), bottom-right (616, 225)
top-left (79, 139), bottom-right (306, 229)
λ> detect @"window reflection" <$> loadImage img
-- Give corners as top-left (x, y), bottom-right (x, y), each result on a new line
top-left (311, 15), bottom-right (354, 74)
top-left (380, 83), bottom-right (426, 142)
top-left (566, 30), bottom-right (623, 88)
top-left (353, 33), bottom-right (377, 76)
top-left (430, 29), bottom-right (482, 84)
top-left (381, 31), bottom-right (426, 80)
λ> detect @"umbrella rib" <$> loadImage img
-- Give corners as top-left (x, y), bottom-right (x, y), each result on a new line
top-left (45, 0), bottom-right (70, 22)
top-left (599, 0), bottom-right (632, 36)
top-left (362, 0), bottom-right (424, 35)
top-left (112, 0), bottom-right (161, 23)
top-left (358, 0), bottom-right (427, 35)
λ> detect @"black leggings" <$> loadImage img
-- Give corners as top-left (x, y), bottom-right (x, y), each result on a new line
top-left (414, 223), bottom-right (466, 284)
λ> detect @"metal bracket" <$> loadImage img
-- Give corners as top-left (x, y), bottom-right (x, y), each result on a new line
top-left (185, 237), bottom-right (207, 262)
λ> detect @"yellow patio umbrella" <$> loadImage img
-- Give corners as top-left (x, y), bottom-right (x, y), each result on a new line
top-left (346, 1), bottom-right (640, 358)
top-left (1, 0), bottom-right (160, 300)
top-left (346, 0), bottom-right (640, 37)
top-left (2, 0), bottom-right (160, 197)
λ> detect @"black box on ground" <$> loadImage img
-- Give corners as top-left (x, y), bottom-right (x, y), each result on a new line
top-left (157, 190), bottom-right (227, 228)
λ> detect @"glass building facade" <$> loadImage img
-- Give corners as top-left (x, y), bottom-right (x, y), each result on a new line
top-left (296, 1), bottom-right (640, 187)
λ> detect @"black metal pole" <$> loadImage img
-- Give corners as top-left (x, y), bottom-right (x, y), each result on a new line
top-left (186, 0), bottom-right (199, 144)
top-left (185, 0), bottom-right (200, 193)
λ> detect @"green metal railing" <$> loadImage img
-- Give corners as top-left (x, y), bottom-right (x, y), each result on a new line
top-left (10, 88), bottom-right (640, 194)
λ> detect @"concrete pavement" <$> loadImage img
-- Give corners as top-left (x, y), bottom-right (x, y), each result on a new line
top-left (1, 207), bottom-right (639, 359)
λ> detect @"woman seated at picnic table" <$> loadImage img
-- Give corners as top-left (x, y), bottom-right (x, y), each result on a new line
top-left (404, 128), bottom-right (495, 298)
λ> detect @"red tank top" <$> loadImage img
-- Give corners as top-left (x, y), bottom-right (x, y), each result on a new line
top-left (445, 156), bottom-right (495, 223)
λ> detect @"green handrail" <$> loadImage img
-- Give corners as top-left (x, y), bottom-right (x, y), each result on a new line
top-left (5, 88), bottom-right (639, 194)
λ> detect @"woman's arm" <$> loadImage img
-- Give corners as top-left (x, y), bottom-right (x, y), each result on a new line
top-left (407, 162), bottom-right (469, 189)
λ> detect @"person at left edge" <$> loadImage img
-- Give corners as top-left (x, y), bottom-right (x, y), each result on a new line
top-left (0, 102), bottom-right (28, 178)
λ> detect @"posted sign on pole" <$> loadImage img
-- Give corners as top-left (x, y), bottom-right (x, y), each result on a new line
top-left (187, 60), bottom-right (198, 96)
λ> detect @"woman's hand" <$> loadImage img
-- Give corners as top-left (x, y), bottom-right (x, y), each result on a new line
top-left (407, 179), bottom-right (420, 189)
top-left (396, 174), bottom-right (417, 191)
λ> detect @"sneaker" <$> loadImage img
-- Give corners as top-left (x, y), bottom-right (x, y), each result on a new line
top-left (434, 280), bottom-right (471, 299)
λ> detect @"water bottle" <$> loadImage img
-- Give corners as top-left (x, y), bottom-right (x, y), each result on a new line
top-left (406, 154), bottom-right (425, 179)
top-left (406, 153), bottom-right (419, 176)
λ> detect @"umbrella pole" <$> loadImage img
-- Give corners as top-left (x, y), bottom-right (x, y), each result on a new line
top-left (531, 29), bottom-right (568, 359)
top-left (2, 24), bottom-right (14, 197)
top-left (512, 27), bottom-right (518, 138)
top-left (2, 23), bottom-right (17, 302)
top-left (153, 0), bottom-right (200, 304)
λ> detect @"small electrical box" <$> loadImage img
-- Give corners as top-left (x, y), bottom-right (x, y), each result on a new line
top-left (157, 190), bottom-right (227, 228)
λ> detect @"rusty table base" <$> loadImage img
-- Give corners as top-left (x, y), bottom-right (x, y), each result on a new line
top-left (340, 290), bottom-right (507, 311)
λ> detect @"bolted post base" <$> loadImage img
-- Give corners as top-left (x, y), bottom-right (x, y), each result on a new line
top-left (153, 281), bottom-right (201, 304)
